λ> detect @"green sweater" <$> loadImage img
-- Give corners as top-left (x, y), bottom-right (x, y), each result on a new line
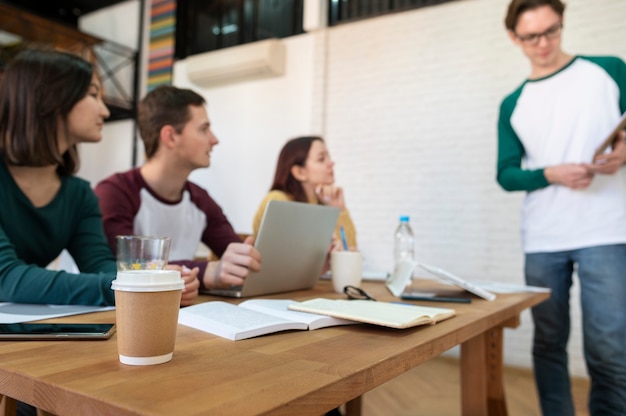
top-left (0, 162), bottom-right (116, 305)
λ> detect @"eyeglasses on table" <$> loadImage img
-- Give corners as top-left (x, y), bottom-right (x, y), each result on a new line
top-left (343, 285), bottom-right (377, 301)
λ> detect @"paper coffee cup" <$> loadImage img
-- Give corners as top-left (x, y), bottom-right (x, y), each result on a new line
top-left (111, 270), bottom-right (184, 366)
top-left (331, 251), bottom-right (363, 293)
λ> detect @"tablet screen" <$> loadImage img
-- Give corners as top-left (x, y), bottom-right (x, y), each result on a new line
top-left (0, 323), bottom-right (116, 340)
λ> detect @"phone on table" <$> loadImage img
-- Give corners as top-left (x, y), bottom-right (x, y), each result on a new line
top-left (400, 291), bottom-right (472, 304)
top-left (0, 323), bottom-right (116, 340)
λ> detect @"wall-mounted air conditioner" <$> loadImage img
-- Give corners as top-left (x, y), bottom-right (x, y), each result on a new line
top-left (185, 38), bottom-right (286, 87)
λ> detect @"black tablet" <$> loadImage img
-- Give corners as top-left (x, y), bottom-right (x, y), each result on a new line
top-left (0, 323), bottom-right (116, 340)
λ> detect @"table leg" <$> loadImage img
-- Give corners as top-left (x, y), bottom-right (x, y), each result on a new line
top-left (0, 394), bottom-right (17, 416)
top-left (344, 396), bottom-right (362, 416)
top-left (0, 395), bottom-right (55, 416)
top-left (461, 326), bottom-right (508, 416)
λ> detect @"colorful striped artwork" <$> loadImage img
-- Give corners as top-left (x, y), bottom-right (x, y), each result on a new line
top-left (147, 0), bottom-right (175, 91)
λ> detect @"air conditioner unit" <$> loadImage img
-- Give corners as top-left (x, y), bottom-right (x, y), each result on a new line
top-left (186, 38), bottom-right (286, 87)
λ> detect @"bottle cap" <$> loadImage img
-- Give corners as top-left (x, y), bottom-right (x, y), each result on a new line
top-left (399, 216), bottom-right (410, 222)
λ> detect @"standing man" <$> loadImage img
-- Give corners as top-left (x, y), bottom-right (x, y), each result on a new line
top-left (497, 1), bottom-right (626, 415)
top-left (95, 86), bottom-right (261, 292)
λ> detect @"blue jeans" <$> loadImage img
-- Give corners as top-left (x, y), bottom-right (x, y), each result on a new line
top-left (525, 244), bottom-right (626, 416)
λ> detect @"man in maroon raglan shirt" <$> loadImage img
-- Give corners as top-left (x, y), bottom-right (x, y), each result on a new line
top-left (95, 86), bottom-right (261, 293)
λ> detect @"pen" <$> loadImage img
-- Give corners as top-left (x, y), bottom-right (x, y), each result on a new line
top-left (339, 226), bottom-right (348, 250)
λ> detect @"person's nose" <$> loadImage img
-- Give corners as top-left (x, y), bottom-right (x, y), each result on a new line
top-left (101, 101), bottom-right (111, 119)
top-left (210, 131), bottom-right (219, 146)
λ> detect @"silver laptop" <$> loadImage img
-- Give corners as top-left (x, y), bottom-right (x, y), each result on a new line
top-left (205, 200), bottom-right (340, 298)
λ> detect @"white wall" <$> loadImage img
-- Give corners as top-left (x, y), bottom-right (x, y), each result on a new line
top-left (84, 0), bottom-right (626, 377)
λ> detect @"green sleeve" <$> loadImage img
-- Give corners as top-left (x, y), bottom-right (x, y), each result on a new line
top-left (67, 187), bottom-right (117, 273)
top-left (0, 178), bottom-right (116, 306)
top-left (0, 224), bottom-right (116, 305)
top-left (496, 88), bottom-right (550, 192)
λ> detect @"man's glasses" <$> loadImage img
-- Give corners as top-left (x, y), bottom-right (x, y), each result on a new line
top-left (515, 23), bottom-right (562, 45)
top-left (343, 285), bottom-right (377, 301)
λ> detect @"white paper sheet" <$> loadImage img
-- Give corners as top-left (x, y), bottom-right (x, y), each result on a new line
top-left (0, 303), bottom-right (115, 323)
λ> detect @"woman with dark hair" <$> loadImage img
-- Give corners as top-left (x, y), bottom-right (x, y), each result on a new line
top-left (0, 47), bottom-right (119, 416)
top-left (0, 48), bottom-right (119, 306)
top-left (0, 48), bottom-right (201, 309)
top-left (252, 136), bottom-right (357, 248)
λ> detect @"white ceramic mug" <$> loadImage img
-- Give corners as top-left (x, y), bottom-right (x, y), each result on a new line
top-left (330, 251), bottom-right (363, 293)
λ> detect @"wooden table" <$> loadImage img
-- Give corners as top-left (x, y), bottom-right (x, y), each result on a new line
top-left (0, 280), bottom-right (548, 416)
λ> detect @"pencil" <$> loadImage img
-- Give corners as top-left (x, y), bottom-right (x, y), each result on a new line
top-left (339, 226), bottom-right (349, 250)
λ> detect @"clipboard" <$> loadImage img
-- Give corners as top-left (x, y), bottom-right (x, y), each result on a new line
top-left (594, 111), bottom-right (626, 159)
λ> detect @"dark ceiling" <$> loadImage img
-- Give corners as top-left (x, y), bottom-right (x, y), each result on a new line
top-left (0, 0), bottom-right (130, 27)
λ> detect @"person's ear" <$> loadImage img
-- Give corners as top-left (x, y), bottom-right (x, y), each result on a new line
top-left (160, 125), bottom-right (177, 149)
top-left (290, 165), bottom-right (307, 182)
top-left (508, 30), bottom-right (520, 46)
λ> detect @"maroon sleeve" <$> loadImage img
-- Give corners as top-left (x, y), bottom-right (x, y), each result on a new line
top-left (94, 170), bottom-right (142, 253)
top-left (187, 182), bottom-right (241, 257)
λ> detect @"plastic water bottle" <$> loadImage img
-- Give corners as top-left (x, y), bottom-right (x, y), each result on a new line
top-left (394, 216), bottom-right (415, 269)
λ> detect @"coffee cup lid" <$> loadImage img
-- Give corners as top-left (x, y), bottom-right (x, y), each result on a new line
top-left (111, 270), bottom-right (184, 292)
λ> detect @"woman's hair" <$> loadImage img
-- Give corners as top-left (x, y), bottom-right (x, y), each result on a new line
top-left (504, 0), bottom-right (566, 32)
top-left (137, 85), bottom-right (206, 159)
top-left (0, 48), bottom-right (94, 174)
top-left (270, 136), bottom-right (323, 203)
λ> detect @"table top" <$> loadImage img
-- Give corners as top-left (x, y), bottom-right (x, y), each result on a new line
top-left (0, 279), bottom-right (548, 416)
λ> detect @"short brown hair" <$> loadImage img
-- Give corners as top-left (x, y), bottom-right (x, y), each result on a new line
top-left (504, 0), bottom-right (566, 32)
top-left (0, 48), bottom-right (94, 174)
top-left (137, 85), bottom-right (206, 159)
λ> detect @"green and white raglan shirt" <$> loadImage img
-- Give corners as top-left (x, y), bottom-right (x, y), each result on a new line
top-left (497, 56), bottom-right (626, 253)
